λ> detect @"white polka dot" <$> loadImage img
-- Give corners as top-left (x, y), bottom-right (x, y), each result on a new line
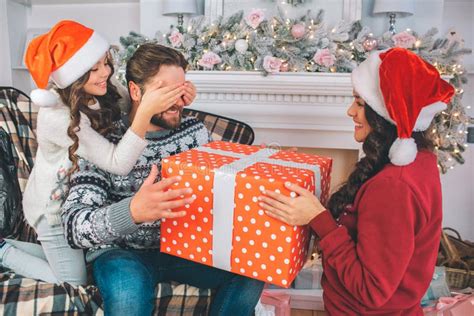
top-left (179, 170), bottom-right (185, 175)
top-left (202, 257), bottom-right (207, 263)
top-left (198, 207), bottom-right (203, 213)
top-left (203, 217), bottom-right (209, 223)
top-left (269, 178), bottom-right (275, 183)
top-left (162, 237), bottom-right (167, 242)
top-left (270, 255), bottom-right (276, 261)
top-left (245, 205), bottom-right (251, 211)
top-left (276, 269), bottom-right (282, 275)
top-left (255, 252), bottom-right (261, 258)
top-left (264, 221), bottom-right (270, 227)
top-left (240, 268), bottom-right (246, 273)
top-left (242, 248), bottom-right (247, 254)
top-left (282, 280), bottom-right (288, 285)
top-left (197, 247), bottom-right (202, 252)
top-left (235, 257), bottom-right (240, 263)
top-left (164, 159), bottom-right (169, 163)
top-left (267, 276), bottom-right (273, 282)
top-left (205, 175), bottom-right (210, 181)
top-left (241, 173), bottom-right (247, 178)
top-left (192, 173), bottom-right (198, 179)
top-left (252, 271), bottom-right (258, 277)
top-left (243, 227), bottom-right (249, 233)
top-left (166, 247), bottom-right (171, 252)
top-left (184, 243), bottom-right (189, 248)
top-left (262, 242), bottom-right (268, 248)
top-left (284, 259), bottom-right (290, 264)
top-left (249, 240), bottom-right (255, 245)
top-left (166, 228), bottom-right (171, 234)
top-left (252, 197), bottom-right (258, 203)
top-left (261, 264), bottom-right (267, 270)
top-left (167, 168), bottom-right (173, 174)
top-left (271, 234), bottom-right (277, 240)
top-left (197, 226), bottom-right (202, 232)
top-left (247, 260), bottom-right (253, 266)
top-left (275, 189), bottom-right (281, 194)
top-left (245, 183), bottom-right (252, 189)
top-left (277, 246), bottom-right (283, 253)
top-left (190, 254), bottom-right (195, 259)
top-left (173, 221), bottom-right (178, 226)
top-left (198, 185), bottom-right (204, 191)
top-left (256, 229), bottom-right (262, 235)
top-left (258, 210), bottom-right (264, 216)
top-left (238, 193), bottom-right (244, 199)
top-left (285, 237), bottom-right (291, 243)
top-left (177, 250), bottom-right (182, 255)
top-left (178, 232), bottom-right (183, 238)
top-left (290, 192), bottom-right (297, 198)
top-left (235, 236), bottom-right (241, 242)
top-left (204, 196), bottom-right (210, 203)
top-left (191, 235), bottom-right (196, 240)
top-left (280, 225), bottom-right (286, 232)
top-left (250, 218), bottom-right (256, 224)
top-left (255, 175), bottom-right (261, 180)
top-left (203, 238), bottom-right (208, 243)
top-left (259, 185), bottom-right (265, 192)
top-left (185, 182), bottom-right (190, 187)
top-left (191, 215), bottom-right (196, 220)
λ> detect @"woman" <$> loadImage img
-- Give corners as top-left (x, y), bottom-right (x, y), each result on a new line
top-left (259, 47), bottom-right (454, 315)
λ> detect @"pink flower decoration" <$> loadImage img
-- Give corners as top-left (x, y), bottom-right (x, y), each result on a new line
top-left (392, 31), bottom-right (417, 49)
top-left (168, 30), bottom-right (184, 48)
top-left (245, 9), bottom-right (265, 29)
top-left (291, 24), bottom-right (306, 39)
top-left (263, 56), bottom-right (282, 74)
top-left (198, 52), bottom-right (222, 69)
top-left (312, 49), bottom-right (336, 67)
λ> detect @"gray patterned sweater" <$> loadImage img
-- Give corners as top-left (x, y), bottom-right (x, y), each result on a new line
top-left (61, 117), bottom-right (211, 262)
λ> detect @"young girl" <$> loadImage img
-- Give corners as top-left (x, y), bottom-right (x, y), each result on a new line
top-left (0, 20), bottom-right (197, 286)
top-left (259, 48), bottom-right (454, 315)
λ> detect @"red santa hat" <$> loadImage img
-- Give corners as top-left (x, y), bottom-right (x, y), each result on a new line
top-left (24, 20), bottom-right (109, 107)
top-left (351, 47), bottom-right (455, 166)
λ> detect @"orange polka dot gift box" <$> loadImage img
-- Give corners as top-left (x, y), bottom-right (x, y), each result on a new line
top-left (161, 141), bottom-right (332, 287)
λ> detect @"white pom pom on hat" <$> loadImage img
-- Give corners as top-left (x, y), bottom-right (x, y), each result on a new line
top-left (24, 20), bottom-right (109, 107)
top-left (351, 47), bottom-right (455, 166)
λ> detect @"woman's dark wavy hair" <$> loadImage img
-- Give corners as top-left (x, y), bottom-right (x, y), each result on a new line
top-left (326, 103), bottom-right (435, 218)
top-left (56, 51), bottom-right (122, 176)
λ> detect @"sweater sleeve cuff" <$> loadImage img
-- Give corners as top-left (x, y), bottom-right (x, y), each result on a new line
top-left (310, 210), bottom-right (339, 238)
top-left (123, 128), bottom-right (148, 148)
top-left (108, 197), bottom-right (139, 236)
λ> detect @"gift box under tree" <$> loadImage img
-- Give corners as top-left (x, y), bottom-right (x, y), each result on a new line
top-left (161, 141), bottom-right (332, 287)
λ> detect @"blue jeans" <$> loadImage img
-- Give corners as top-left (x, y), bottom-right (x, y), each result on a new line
top-left (93, 248), bottom-right (264, 316)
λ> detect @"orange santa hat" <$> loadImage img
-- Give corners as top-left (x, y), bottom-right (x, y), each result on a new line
top-left (24, 20), bottom-right (109, 107)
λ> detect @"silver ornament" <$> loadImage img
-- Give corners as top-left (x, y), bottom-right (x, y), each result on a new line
top-left (362, 36), bottom-right (378, 51)
top-left (235, 39), bottom-right (249, 53)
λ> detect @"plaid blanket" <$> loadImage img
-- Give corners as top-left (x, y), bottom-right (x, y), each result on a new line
top-left (0, 86), bottom-right (256, 315)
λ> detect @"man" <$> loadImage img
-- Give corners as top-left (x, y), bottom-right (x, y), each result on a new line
top-left (61, 43), bottom-right (264, 316)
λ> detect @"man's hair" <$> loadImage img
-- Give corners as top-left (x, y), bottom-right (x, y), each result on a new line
top-left (125, 43), bottom-right (188, 92)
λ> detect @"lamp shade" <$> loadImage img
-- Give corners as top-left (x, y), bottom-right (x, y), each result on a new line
top-left (373, 0), bottom-right (415, 16)
top-left (162, 0), bottom-right (198, 15)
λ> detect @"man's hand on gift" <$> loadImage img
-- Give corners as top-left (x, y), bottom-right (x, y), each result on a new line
top-left (258, 182), bottom-right (326, 226)
top-left (130, 165), bottom-right (195, 224)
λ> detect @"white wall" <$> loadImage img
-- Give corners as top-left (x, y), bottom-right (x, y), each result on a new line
top-left (27, 2), bottom-right (140, 46)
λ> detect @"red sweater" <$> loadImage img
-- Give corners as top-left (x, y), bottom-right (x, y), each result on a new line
top-left (310, 151), bottom-right (442, 315)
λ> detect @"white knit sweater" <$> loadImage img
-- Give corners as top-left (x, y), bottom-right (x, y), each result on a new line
top-left (22, 92), bottom-right (147, 228)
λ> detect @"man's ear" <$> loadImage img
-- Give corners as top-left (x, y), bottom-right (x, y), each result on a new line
top-left (128, 81), bottom-right (142, 102)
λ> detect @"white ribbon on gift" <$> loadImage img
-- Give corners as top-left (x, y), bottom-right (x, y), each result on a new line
top-left (196, 145), bottom-right (322, 271)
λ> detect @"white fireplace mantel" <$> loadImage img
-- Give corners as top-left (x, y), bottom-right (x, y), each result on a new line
top-left (187, 71), bottom-right (358, 150)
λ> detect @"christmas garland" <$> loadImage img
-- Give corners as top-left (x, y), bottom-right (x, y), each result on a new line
top-left (117, 9), bottom-right (472, 173)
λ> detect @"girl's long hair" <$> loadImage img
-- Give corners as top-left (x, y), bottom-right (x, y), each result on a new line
top-left (326, 104), bottom-right (435, 218)
top-left (56, 52), bottom-right (121, 175)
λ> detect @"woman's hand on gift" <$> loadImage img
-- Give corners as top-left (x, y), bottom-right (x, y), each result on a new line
top-left (258, 182), bottom-right (326, 226)
top-left (130, 165), bottom-right (195, 224)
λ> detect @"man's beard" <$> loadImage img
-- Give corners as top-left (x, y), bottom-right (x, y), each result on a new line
top-left (150, 105), bottom-right (183, 130)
